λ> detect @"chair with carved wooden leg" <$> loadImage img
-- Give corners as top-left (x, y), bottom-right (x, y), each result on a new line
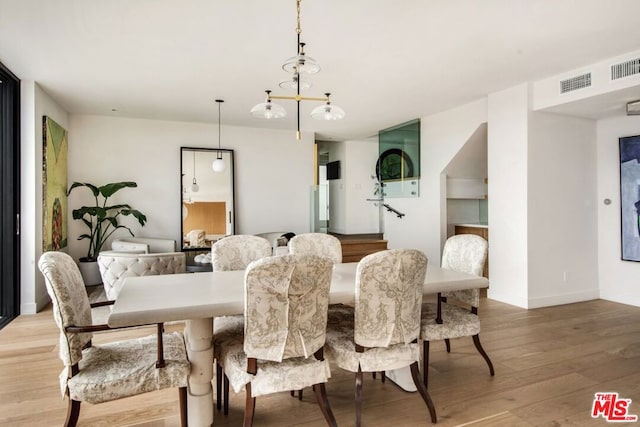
top-left (211, 234), bottom-right (272, 411)
top-left (38, 251), bottom-right (191, 427)
top-left (213, 254), bottom-right (337, 426)
top-left (324, 249), bottom-right (437, 426)
top-left (420, 234), bottom-right (494, 388)
top-left (287, 232), bottom-right (343, 399)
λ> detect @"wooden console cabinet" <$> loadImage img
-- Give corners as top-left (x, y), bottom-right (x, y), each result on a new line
top-left (340, 239), bottom-right (388, 263)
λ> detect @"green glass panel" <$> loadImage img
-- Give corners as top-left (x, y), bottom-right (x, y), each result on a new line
top-left (377, 119), bottom-right (420, 198)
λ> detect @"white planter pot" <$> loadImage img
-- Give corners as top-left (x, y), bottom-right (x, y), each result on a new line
top-left (78, 260), bottom-right (102, 287)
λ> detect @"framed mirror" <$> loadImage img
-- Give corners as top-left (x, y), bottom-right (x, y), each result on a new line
top-left (180, 147), bottom-right (235, 250)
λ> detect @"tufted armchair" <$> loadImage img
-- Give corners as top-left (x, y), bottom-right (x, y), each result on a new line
top-left (211, 235), bottom-right (272, 272)
top-left (289, 233), bottom-right (342, 264)
top-left (420, 234), bottom-right (494, 388)
top-left (111, 237), bottom-right (177, 253)
top-left (97, 252), bottom-right (186, 300)
top-left (324, 249), bottom-right (437, 426)
top-left (213, 254), bottom-right (337, 426)
top-left (38, 252), bottom-right (190, 427)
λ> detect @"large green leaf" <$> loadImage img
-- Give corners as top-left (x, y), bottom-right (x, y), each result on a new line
top-left (68, 182), bottom-right (99, 197)
top-left (99, 182), bottom-right (137, 198)
top-left (121, 208), bottom-right (147, 226)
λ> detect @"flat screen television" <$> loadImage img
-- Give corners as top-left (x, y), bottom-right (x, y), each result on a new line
top-left (326, 161), bottom-right (341, 180)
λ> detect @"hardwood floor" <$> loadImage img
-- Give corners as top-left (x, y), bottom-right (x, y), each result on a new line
top-left (1, 297), bottom-right (639, 426)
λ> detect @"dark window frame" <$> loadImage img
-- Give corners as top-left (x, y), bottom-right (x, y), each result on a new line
top-left (0, 61), bottom-right (21, 328)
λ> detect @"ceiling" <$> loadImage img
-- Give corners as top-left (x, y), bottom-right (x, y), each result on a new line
top-left (2, 0), bottom-right (640, 141)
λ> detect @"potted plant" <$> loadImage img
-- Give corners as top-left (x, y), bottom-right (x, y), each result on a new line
top-left (68, 181), bottom-right (147, 285)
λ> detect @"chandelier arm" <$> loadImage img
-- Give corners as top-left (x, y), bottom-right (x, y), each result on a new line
top-left (269, 95), bottom-right (328, 102)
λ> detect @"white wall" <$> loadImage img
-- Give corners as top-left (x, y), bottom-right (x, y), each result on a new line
top-left (328, 142), bottom-right (347, 234)
top-left (597, 116), bottom-right (640, 307)
top-left (327, 139), bottom-right (378, 235)
top-left (487, 84), bottom-right (530, 308)
top-left (20, 81), bottom-right (70, 314)
top-left (344, 139), bottom-right (379, 234)
top-left (66, 115), bottom-right (315, 262)
top-left (487, 85), bottom-right (600, 308)
top-left (385, 99), bottom-right (488, 263)
top-left (527, 112), bottom-right (599, 307)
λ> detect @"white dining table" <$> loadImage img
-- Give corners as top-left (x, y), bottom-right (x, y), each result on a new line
top-left (108, 262), bottom-right (488, 427)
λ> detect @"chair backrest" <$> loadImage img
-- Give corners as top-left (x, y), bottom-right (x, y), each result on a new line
top-left (97, 252), bottom-right (186, 300)
top-left (441, 234), bottom-right (488, 308)
top-left (211, 235), bottom-right (271, 271)
top-left (289, 233), bottom-right (342, 264)
top-left (38, 252), bottom-right (93, 367)
top-left (354, 249), bottom-right (427, 348)
top-left (243, 254), bottom-right (333, 362)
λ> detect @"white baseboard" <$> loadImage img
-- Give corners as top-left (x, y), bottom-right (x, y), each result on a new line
top-left (599, 291), bottom-right (640, 308)
top-left (526, 289), bottom-right (600, 309)
top-left (21, 293), bottom-right (51, 315)
top-left (20, 302), bottom-right (37, 315)
top-left (486, 290), bottom-right (528, 308)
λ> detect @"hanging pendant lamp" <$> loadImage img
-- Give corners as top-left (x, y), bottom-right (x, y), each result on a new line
top-left (190, 151), bottom-right (199, 192)
top-left (212, 99), bottom-right (226, 172)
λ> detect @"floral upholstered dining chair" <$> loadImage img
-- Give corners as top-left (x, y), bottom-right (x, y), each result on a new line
top-left (324, 249), bottom-right (437, 426)
top-left (211, 234), bottom-right (273, 409)
top-left (213, 254), bottom-right (337, 426)
top-left (420, 233), bottom-right (494, 388)
top-left (211, 234), bottom-right (272, 271)
top-left (38, 251), bottom-right (190, 427)
top-left (289, 233), bottom-right (342, 264)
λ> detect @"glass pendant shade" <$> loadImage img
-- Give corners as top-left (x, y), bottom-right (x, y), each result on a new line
top-left (212, 156), bottom-right (226, 172)
top-left (279, 74), bottom-right (312, 91)
top-left (190, 178), bottom-right (199, 193)
top-left (311, 103), bottom-right (346, 121)
top-left (282, 53), bottom-right (320, 74)
top-left (250, 100), bottom-right (287, 119)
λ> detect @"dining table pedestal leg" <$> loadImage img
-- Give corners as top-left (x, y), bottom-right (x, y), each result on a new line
top-left (185, 318), bottom-right (214, 427)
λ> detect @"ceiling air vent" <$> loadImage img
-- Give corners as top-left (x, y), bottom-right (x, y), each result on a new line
top-left (560, 73), bottom-right (591, 94)
top-left (611, 57), bottom-right (640, 80)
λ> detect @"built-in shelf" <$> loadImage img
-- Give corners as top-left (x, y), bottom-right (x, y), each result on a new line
top-left (446, 177), bottom-right (488, 200)
top-left (454, 223), bottom-right (488, 229)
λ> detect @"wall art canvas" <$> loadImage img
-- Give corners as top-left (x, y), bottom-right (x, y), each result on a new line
top-left (619, 134), bottom-right (640, 262)
top-left (42, 116), bottom-right (68, 251)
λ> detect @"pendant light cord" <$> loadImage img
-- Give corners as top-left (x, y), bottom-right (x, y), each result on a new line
top-left (217, 99), bottom-right (223, 160)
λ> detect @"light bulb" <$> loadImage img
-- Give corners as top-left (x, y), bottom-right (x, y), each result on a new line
top-left (212, 157), bottom-right (226, 172)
